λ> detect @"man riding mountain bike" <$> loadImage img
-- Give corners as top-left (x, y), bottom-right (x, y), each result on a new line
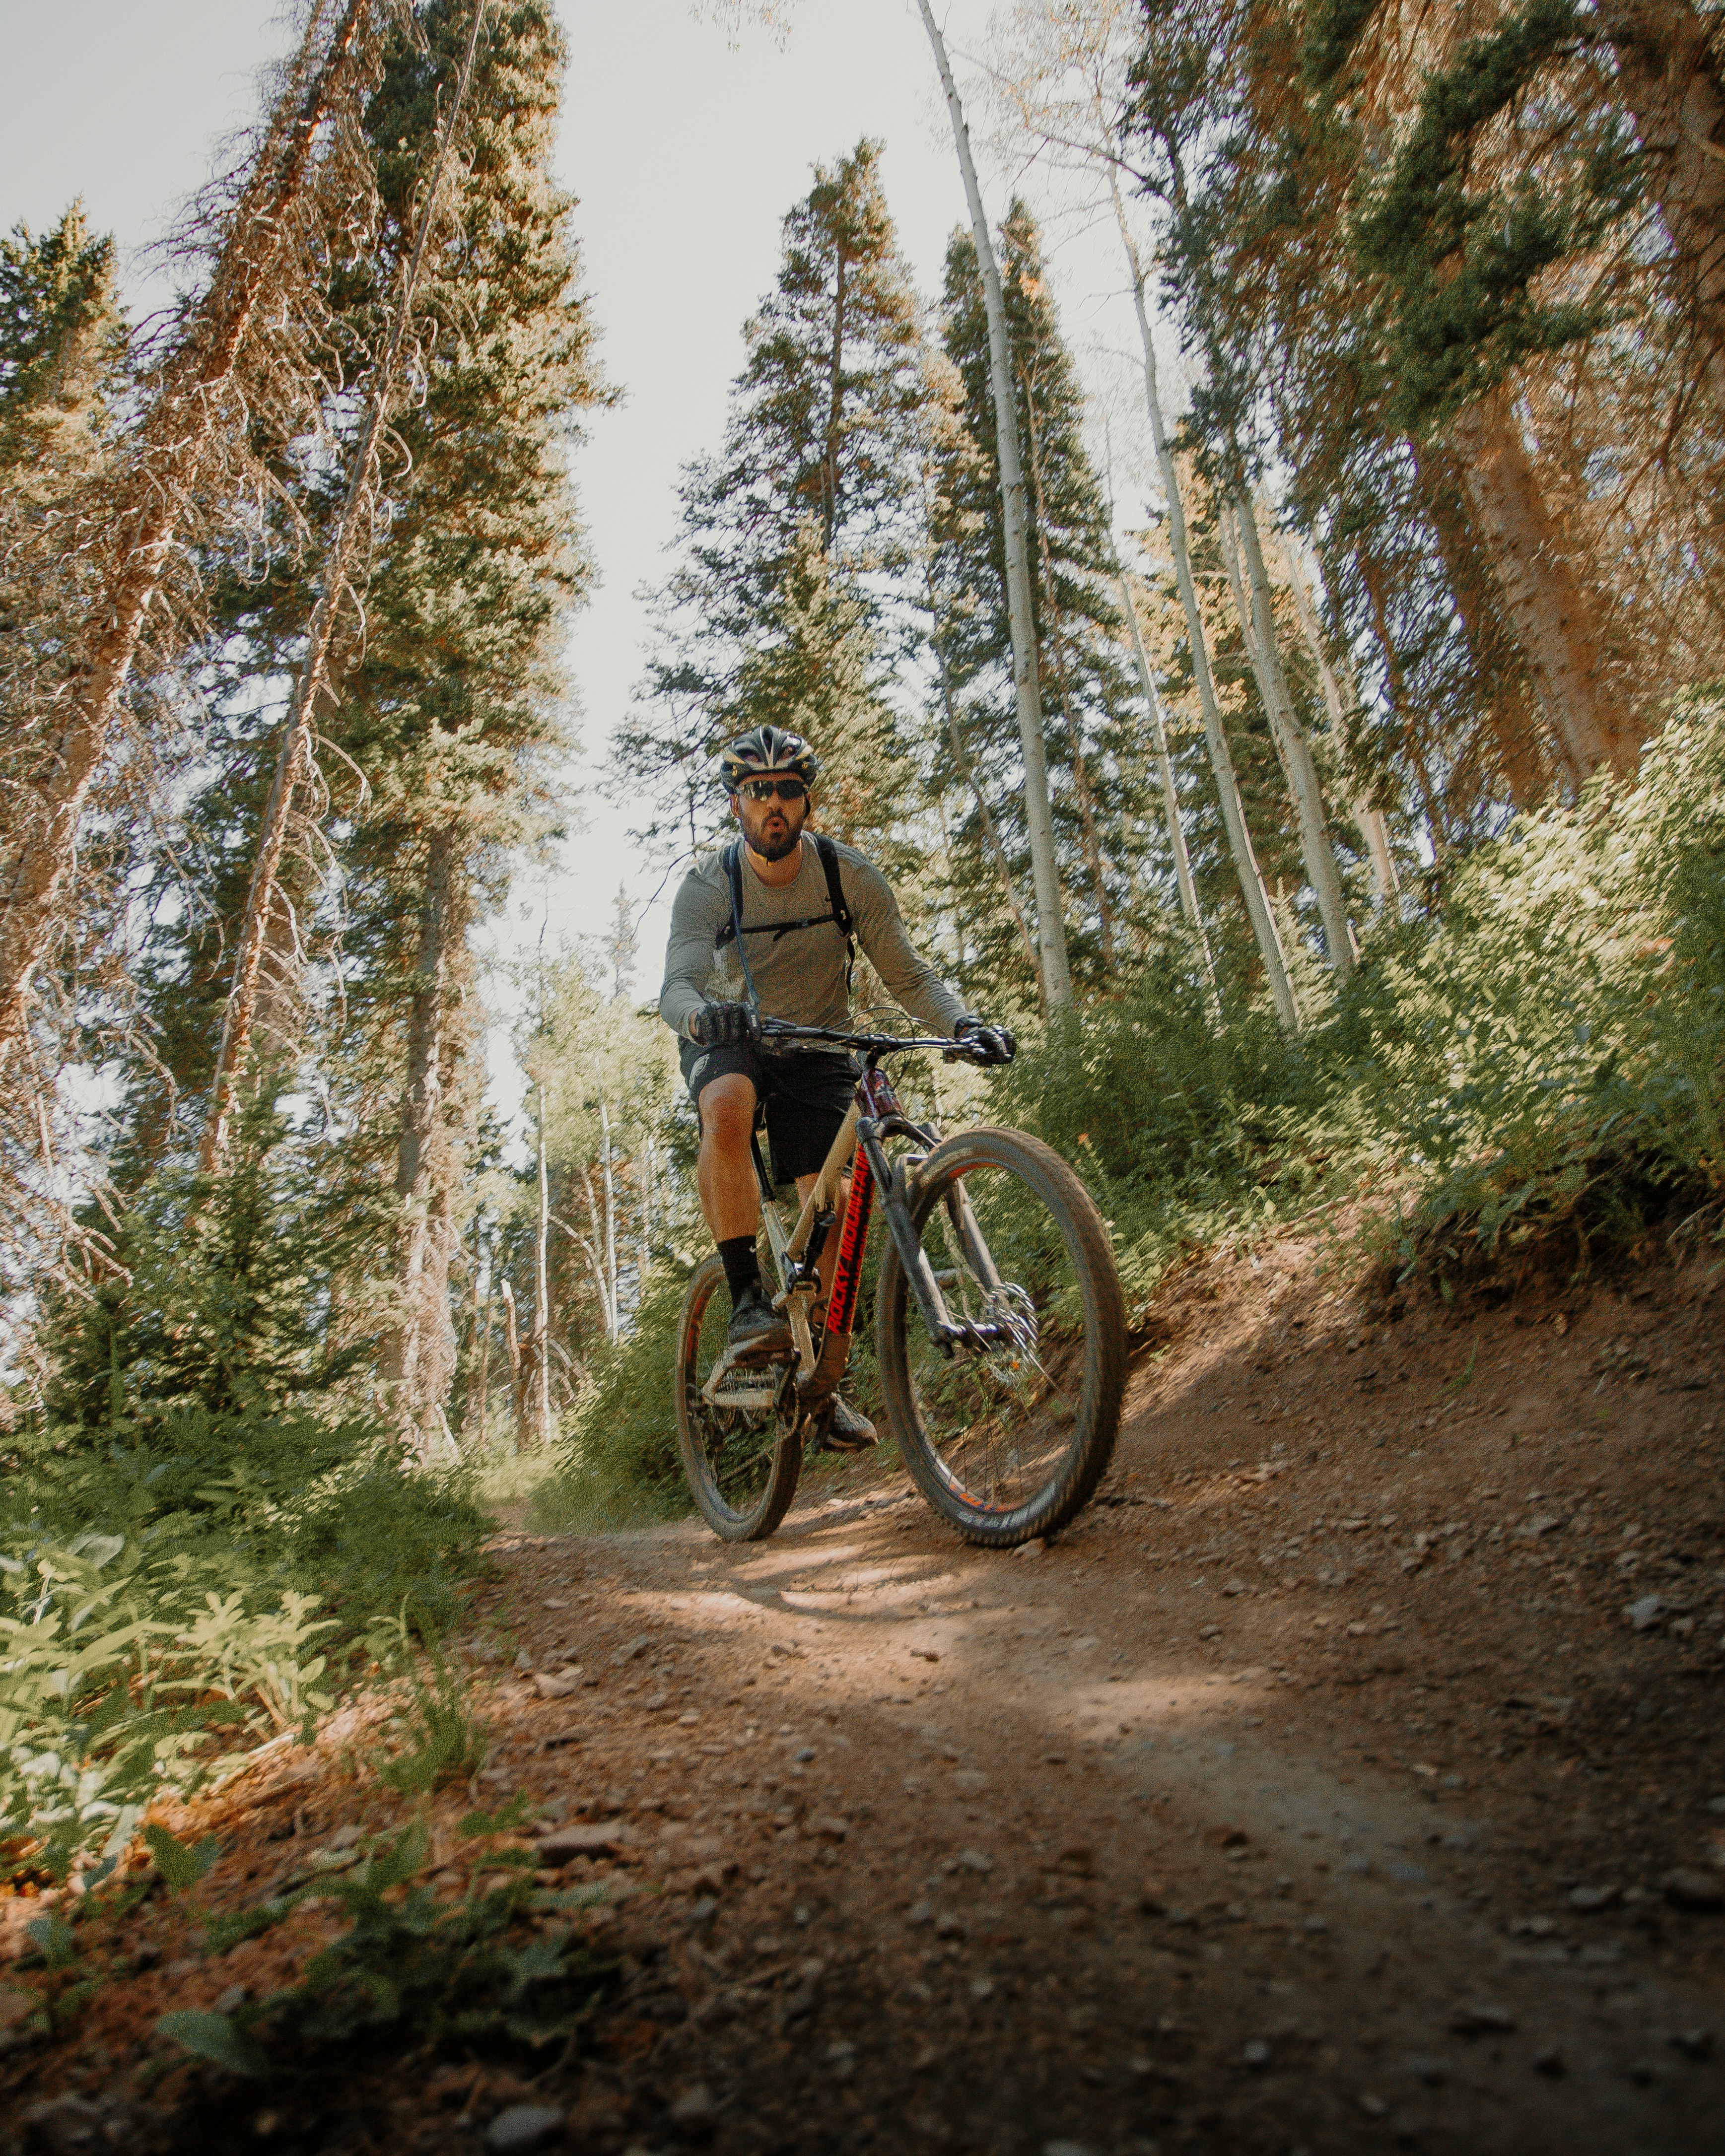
top-left (659, 725), bottom-right (1016, 1452)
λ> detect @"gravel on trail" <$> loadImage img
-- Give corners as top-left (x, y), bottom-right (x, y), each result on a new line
top-left (4, 1229), bottom-right (1723, 2155)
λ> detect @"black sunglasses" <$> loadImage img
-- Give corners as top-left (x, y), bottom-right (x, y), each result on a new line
top-left (737, 777), bottom-right (808, 803)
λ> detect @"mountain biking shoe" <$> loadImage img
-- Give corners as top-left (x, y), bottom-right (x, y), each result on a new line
top-left (725, 1284), bottom-right (793, 1361)
top-left (822, 1394), bottom-right (877, 1452)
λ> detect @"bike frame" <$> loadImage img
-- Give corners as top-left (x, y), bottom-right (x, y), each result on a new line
top-left (706, 1028), bottom-right (1011, 1418)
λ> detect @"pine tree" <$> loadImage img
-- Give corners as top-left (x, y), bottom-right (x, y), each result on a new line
top-left (0, 205), bottom-right (124, 487)
top-left (108, 0), bottom-right (602, 1454)
top-left (291, 0), bottom-right (601, 1452)
top-left (623, 140), bottom-right (927, 860)
top-left (0, 0), bottom-right (382, 1052)
top-left (1125, 0), bottom-right (1721, 829)
top-left (930, 203), bottom-right (1155, 997)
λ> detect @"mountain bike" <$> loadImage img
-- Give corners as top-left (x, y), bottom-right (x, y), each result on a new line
top-left (673, 1020), bottom-right (1127, 1547)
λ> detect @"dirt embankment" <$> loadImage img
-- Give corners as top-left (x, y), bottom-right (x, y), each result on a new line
top-left (4, 1228), bottom-right (1723, 2156)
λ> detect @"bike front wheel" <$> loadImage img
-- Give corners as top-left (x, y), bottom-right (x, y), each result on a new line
top-left (674, 1255), bottom-right (802, 1542)
top-left (875, 1126), bottom-right (1126, 1547)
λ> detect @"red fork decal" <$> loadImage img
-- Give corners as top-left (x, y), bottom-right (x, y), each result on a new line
top-left (826, 1149), bottom-right (874, 1337)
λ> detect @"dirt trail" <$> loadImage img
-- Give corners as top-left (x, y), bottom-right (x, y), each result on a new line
top-left (7, 1227), bottom-right (1725, 2155)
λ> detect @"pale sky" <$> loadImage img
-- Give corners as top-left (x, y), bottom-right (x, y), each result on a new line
top-left (0, 0), bottom-right (1173, 1119)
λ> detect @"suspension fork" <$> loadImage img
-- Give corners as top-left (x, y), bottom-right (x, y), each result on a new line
top-left (942, 1179), bottom-right (1003, 1295)
top-left (863, 1122), bottom-right (1004, 1357)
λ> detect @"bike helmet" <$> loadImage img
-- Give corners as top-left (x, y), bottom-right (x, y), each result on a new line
top-left (716, 725), bottom-right (819, 793)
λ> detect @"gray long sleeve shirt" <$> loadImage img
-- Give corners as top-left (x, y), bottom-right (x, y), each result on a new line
top-left (658, 836), bottom-right (968, 1040)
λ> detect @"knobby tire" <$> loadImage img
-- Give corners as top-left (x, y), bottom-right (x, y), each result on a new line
top-left (876, 1126), bottom-right (1126, 1547)
top-left (675, 1254), bottom-right (801, 1542)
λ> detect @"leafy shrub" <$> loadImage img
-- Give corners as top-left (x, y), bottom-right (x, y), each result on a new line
top-left (0, 1415), bottom-right (492, 1884)
top-left (995, 700), bottom-right (1725, 1297)
top-left (158, 1813), bottom-right (615, 2090)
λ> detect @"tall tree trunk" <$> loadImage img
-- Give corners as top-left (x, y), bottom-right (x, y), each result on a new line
top-left (475, 1277), bottom-right (492, 1452)
top-left (0, 0), bottom-right (374, 1049)
top-left (468, 1221), bottom-right (492, 1451)
top-left (638, 1139), bottom-right (653, 1307)
top-left (600, 1100), bottom-right (619, 1342)
top-left (532, 1082), bottom-right (552, 1445)
top-left (1021, 383), bottom-right (1117, 973)
top-left (821, 244), bottom-right (847, 552)
top-left (563, 1189), bottom-right (614, 1336)
top-left (381, 827), bottom-right (462, 1455)
top-left (1222, 494), bottom-right (1357, 973)
top-left (1448, 386), bottom-right (1635, 783)
top-left (1416, 442), bottom-right (1553, 808)
top-left (1603, 0), bottom-right (1725, 404)
top-left (917, 0), bottom-right (1073, 1010)
top-left (201, 0), bottom-right (491, 1171)
top-left (1112, 186), bottom-right (1298, 1029)
top-left (1358, 547), bottom-right (1451, 855)
top-left (1272, 522), bottom-right (1400, 901)
top-left (1118, 572), bottom-right (1219, 997)
top-left (500, 1276), bottom-right (523, 1449)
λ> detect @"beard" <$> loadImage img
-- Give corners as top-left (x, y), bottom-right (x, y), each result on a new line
top-left (748, 810), bottom-right (805, 862)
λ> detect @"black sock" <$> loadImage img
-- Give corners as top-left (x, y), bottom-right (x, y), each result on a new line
top-left (718, 1235), bottom-right (760, 1306)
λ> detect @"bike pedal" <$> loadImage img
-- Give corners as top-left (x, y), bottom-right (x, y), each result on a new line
top-left (708, 1378), bottom-right (780, 1411)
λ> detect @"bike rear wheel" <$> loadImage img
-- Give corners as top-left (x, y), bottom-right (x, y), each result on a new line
top-left (875, 1126), bottom-right (1126, 1547)
top-left (675, 1254), bottom-right (802, 1542)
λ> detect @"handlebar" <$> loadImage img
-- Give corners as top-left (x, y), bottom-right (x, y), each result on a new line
top-left (756, 1017), bottom-right (993, 1062)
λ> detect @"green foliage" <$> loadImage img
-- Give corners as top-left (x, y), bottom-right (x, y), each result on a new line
top-left (1351, 0), bottom-right (1640, 432)
top-left (0, 201), bottom-right (124, 482)
top-left (44, 1091), bottom-right (382, 1439)
top-left (932, 202), bottom-right (1158, 998)
top-left (158, 1816), bottom-right (613, 2082)
top-left (542, 1265), bottom-right (693, 1526)
top-left (0, 1397), bottom-right (492, 1883)
top-left (375, 1648), bottom-right (488, 1797)
top-left (142, 1823), bottom-right (220, 1892)
top-left (622, 137), bottom-right (928, 861)
top-left (993, 703), bottom-right (1725, 1301)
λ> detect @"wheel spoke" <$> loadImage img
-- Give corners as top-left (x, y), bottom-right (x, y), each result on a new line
top-left (678, 1263), bottom-right (794, 1535)
top-left (875, 1130), bottom-right (1124, 1545)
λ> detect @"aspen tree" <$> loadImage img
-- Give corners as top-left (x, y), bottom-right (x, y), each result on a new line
top-left (531, 1078), bottom-right (552, 1446)
top-left (931, 205), bottom-right (1154, 992)
top-left (1118, 570), bottom-right (1217, 993)
top-left (1218, 496), bottom-right (1356, 971)
top-left (1118, 203), bottom-right (1298, 1030)
top-left (1271, 519), bottom-right (1400, 903)
top-left (917, 0), bottom-right (1072, 1009)
top-left (917, 474), bottom-right (1043, 996)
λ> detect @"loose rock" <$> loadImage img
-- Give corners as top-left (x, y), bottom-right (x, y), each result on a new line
top-left (1450, 2003), bottom-right (1516, 2035)
top-left (485, 2107), bottom-right (564, 2156)
top-left (1664, 1867), bottom-right (1725, 1912)
top-left (670, 2084), bottom-right (716, 2133)
top-left (23, 2096), bottom-right (110, 2155)
top-left (535, 1820), bottom-right (637, 1865)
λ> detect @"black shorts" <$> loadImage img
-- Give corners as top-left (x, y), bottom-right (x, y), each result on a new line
top-left (680, 1039), bottom-right (858, 1184)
